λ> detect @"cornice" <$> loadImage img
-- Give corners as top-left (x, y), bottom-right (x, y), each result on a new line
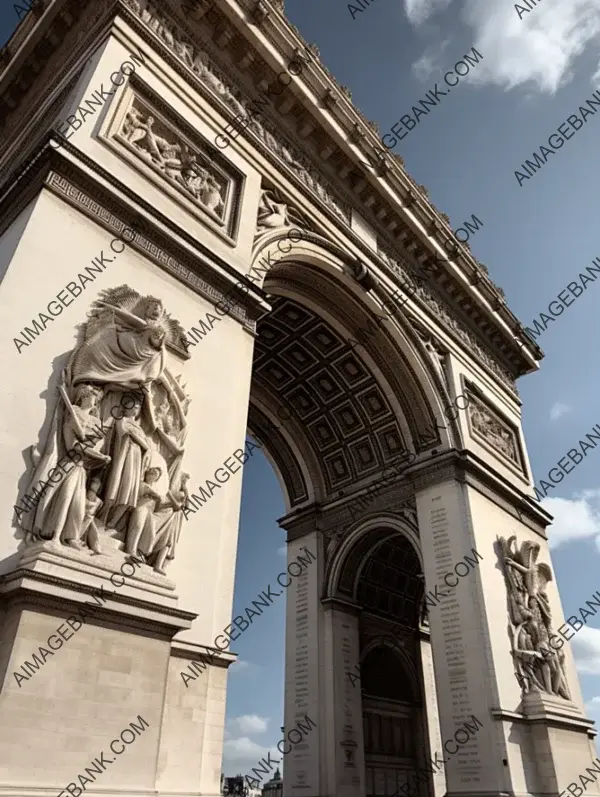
top-left (117, 0), bottom-right (523, 396)
top-left (0, 0), bottom-right (541, 386)
top-left (0, 565), bottom-right (196, 636)
top-left (222, 0), bottom-right (541, 366)
top-left (405, 447), bottom-right (552, 534)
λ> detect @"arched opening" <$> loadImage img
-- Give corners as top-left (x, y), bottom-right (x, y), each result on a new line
top-left (227, 243), bottom-right (444, 796)
top-left (356, 535), bottom-right (428, 797)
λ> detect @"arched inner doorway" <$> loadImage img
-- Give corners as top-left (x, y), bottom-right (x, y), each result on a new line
top-left (356, 535), bottom-right (428, 797)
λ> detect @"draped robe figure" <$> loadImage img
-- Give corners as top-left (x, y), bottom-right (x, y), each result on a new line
top-left (498, 536), bottom-right (570, 700)
top-left (140, 471), bottom-right (190, 574)
top-left (102, 399), bottom-right (152, 530)
top-left (71, 297), bottom-right (166, 391)
top-left (21, 383), bottom-right (110, 544)
top-left (17, 285), bottom-right (192, 575)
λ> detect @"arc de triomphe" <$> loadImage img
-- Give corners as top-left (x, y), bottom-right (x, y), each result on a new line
top-left (0, 1), bottom-right (597, 796)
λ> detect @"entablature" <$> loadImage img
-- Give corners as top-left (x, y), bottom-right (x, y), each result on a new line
top-left (0, 0), bottom-right (542, 390)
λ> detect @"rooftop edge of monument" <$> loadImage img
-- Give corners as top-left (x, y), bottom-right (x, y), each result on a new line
top-left (0, 0), bottom-right (542, 385)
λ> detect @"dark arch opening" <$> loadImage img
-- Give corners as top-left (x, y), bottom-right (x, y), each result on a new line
top-left (356, 535), bottom-right (423, 628)
top-left (361, 646), bottom-right (416, 703)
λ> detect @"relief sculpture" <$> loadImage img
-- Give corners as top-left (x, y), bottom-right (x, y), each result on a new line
top-left (498, 536), bottom-right (570, 699)
top-left (119, 101), bottom-right (227, 219)
top-left (19, 286), bottom-right (191, 576)
top-left (121, 0), bottom-right (349, 223)
top-left (469, 399), bottom-right (518, 464)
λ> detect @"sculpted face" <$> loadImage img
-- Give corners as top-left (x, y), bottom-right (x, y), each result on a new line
top-left (125, 400), bottom-right (142, 419)
top-left (145, 299), bottom-right (162, 321)
top-left (77, 386), bottom-right (100, 411)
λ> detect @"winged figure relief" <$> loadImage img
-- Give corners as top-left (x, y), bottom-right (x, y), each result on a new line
top-left (18, 286), bottom-right (191, 577)
top-left (498, 536), bottom-right (570, 699)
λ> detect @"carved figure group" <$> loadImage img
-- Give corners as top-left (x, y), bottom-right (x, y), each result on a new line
top-left (121, 104), bottom-right (225, 216)
top-left (19, 286), bottom-right (191, 576)
top-left (498, 536), bottom-right (570, 699)
top-left (121, 0), bottom-right (348, 223)
top-left (469, 403), bottom-right (517, 462)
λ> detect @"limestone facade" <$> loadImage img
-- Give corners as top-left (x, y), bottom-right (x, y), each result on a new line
top-left (0, 1), bottom-right (595, 796)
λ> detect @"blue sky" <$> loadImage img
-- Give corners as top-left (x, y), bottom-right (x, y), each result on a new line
top-left (4, 0), bottom-right (600, 780)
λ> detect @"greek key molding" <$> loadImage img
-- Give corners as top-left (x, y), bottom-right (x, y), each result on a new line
top-left (45, 168), bottom-right (251, 329)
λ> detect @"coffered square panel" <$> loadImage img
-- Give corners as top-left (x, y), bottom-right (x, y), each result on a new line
top-left (252, 296), bottom-right (408, 494)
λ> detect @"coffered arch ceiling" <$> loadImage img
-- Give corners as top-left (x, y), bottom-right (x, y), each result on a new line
top-left (246, 254), bottom-right (452, 511)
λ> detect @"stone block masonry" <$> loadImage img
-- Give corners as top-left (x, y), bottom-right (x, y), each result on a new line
top-left (393, 716), bottom-right (484, 797)
top-left (50, 49), bottom-right (146, 149)
top-left (55, 715), bottom-right (150, 797)
top-left (12, 546), bottom-right (149, 689)
top-left (559, 759), bottom-right (600, 797)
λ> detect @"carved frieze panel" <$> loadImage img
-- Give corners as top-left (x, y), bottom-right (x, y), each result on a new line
top-left (115, 0), bottom-right (523, 397)
top-left (465, 383), bottom-right (523, 472)
top-left (104, 84), bottom-right (242, 241)
top-left (498, 536), bottom-right (570, 700)
top-left (379, 248), bottom-right (517, 395)
top-left (121, 0), bottom-right (349, 224)
top-left (17, 286), bottom-right (191, 577)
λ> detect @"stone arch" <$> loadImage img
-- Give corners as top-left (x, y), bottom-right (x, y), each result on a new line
top-left (325, 513), bottom-right (423, 602)
top-left (246, 233), bottom-right (457, 512)
top-left (251, 230), bottom-right (463, 442)
top-left (359, 638), bottom-right (420, 703)
top-left (323, 520), bottom-right (431, 797)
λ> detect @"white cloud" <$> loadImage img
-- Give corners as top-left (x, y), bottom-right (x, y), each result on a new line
top-left (223, 736), bottom-right (271, 772)
top-left (222, 735), bottom-right (284, 781)
top-left (550, 402), bottom-right (571, 421)
top-left (404, 0), bottom-right (453, 26)
top-left (585, 696), bottom-right (600, 714)
top-left (411, 39), bottom-right (451, 82)
top-left (573, 626), bottom-right (600, 674)
top-left (229, 715), bottom-right (269, 735)
top-left (277, 545), bottom-right (287, 557)
top-left (406, 0), bottom-right (600, 94)
top-left (542, 490), bottom-right (600, 549)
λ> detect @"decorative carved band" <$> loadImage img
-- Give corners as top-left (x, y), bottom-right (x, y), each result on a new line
top-left (379, 248), bottom-right (517, 393)
top-left (120, 0), bottom-right (350, 224)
